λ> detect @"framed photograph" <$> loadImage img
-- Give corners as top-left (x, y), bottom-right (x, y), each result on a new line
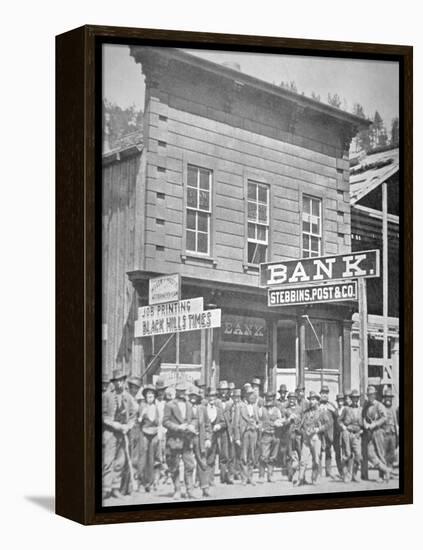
top-left (56, 25), bottom-right (412, 525)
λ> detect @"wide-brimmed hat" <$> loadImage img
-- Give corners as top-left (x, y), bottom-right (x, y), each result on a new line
top-left (110, 367), bottom-right (127, 382)
top-left (264, 391), bottom-right (276, 400)
top-left (278, 384), bottom-right (288, 393)
top-left (295, 386), bottom-right (305, 392)
top-left (207, 388), bottom-right (217, 397)
top-left (308, 391), bottom-right (321, 401)
top-left (127, 375), bottom-right (142, 388)
top-left (366, 385), bottom-right (377, 395)
top-left (336, 393), bottom-right (344, 401)
top-left (287, 391), bottom-right (296, 399)
top-left (251, 378), bottom-right (261, 386)
top-left (155, 378), bottom-right (168, 391)
top-left (175, 380), bottom-right (189, 392)
top-left (383, 391), bottom-right (394, 399)
top-left (351, 389), bottom-right (360, 398)
top-left (188, 385), bottom-right (201, 398)
top-left (228, 382), bottom-right (235, 390)
top-left (320, 385), bottom-right (330, 394)
top-left (142, 384), bottom-right (157, 398)
top-left (232, 389), bottom-right (242, 397)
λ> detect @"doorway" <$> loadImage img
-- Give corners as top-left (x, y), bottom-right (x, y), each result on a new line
top-left (219, 350), bottom-right (266, 389)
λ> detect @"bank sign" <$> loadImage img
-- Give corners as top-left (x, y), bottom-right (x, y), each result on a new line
top-left (260, 250), bottom-right (379, 288)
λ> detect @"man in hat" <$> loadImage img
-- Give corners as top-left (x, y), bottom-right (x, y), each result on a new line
top-left (319, 385), bottom-right (338, 479)
top-left (382, 390), bottom-right (399, 471)
top-left (242, 383), bottom-right (252, 403)
top-left (298, 391), bottom-right (325, 486)
top-left (162, 380), bottom-right (196, 499)
top-left (102, 374), bottom-right (112, 394)
top-left (339, 389), bottom-right (363, 482)
top-left (205, 388), bottom-right (224, 487)
top-left (138, 384), bottom-right (161, 492)
top-left (251, 377), bottom-right (264, 407)
top-left (276, 384), bottom-right (289, 411)
top-left (333, 393), bottom-right (345, 478)
top-left (125, 375), bottom-right (142, 489)
top-left (233, 386), bottom-right (260, 485)
top-left (296, 386), bottom-right (309, 414)
top-left (284, 391), bottom-right (303, 482)
top-left (231, 388), bottom-right (243, 480)
top-left (258, 392), bottom-right (285, 482)
top-left (188, 386), bottom-right (212, 497)
top-left (102, 367), bottom-right (137, 500)
top-left (362, 386), bottom-right (390, 482)
top-left (154, 377), bottom-right (168, 481)
top-left (216, 380), bottom-right (235, 484)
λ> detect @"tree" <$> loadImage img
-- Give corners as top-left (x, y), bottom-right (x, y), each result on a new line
top-left (327, 92), bottom-right (342, 108)
top-left (371, 110), bottom-right (388, 148)
top-left (311, 91), bottom-right (321, 101)
top-left (391, 117), bottom-right (400, 145)
top-left (352, 103), bottom-right (371, 152)
top-left (103, 100), bottom-right (143, 150)
top-left (279, 80), bottom-right (298, 93)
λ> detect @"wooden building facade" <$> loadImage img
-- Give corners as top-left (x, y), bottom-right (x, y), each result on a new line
top-left (102, 47), bottom-right (369, 394)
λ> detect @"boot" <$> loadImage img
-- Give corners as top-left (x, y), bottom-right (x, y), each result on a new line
top-left (267, 465), bottom-right (274, 483)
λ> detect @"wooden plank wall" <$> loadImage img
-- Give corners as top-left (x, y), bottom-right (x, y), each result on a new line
top-left (143, 83), bottom-right (351, 286)
top-left (102, 152), bottom-right (143, 379)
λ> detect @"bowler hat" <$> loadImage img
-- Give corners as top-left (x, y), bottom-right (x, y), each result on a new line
top-left (320, 385), bottom-right (330, 394)
top-left (264, 391), bottom-right (276, 400)
top-left (350, 389), bottom-right (360, 398)
top-left (251, 378), bottom-right (261, 386)
top-left (127, 375), bottom-right (142, 388)
top-left (383, 391), bottom-right (394, 399)
top-left (287, 391), bottom-right (296, 399)
top-left (207, 388), bottom-right (217, 397)
top-left (155, 378), bottom-right (168, 391)
top-left (110, 367), bottom-right (127, 381)
top-left (366, 385), bottom-right (377, 395)
top-left (308, 391), bottom-right (321, 401)
top-left (228, 382), bottom-right (235, 390)
top-left (278, 384), bottom-right (288, 393)
top-left (336, 393), bottom-right (344, 401)
top-left (142, 384), bottom-right (157, 398)
top-left (218, 380), bottom-right (229, 390)
top-left (344, 390), bottom-right (352, 397)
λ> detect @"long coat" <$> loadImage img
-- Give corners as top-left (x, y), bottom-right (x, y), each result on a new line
top-left (233, 402), bottom-right (260, 442)
top-left (163, 399), bottom-right (194, 450)
top-left (191, 403), bottom-right (212, 454)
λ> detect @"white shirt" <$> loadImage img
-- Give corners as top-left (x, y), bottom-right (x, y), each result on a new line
top-left (177, 400), bottom-right (187, 420)
top-left (207, 403), bottom-right (217, 423)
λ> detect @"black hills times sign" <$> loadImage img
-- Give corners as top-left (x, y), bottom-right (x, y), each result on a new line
top-left (260, 250), bottom-right (380, 307)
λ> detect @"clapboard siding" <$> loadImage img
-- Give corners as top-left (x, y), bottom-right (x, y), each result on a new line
top-left (141, 65), bottom-right (352, 288)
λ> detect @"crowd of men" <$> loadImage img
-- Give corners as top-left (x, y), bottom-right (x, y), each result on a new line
top-left (102, 368), bottom-right (399, 501)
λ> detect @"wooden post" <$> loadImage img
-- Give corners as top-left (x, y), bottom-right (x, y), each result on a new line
top-left (298, 316), bottom-right (306, 389)
top-left (358, 278), bottom-right (368, 397)
top-left (358, 278), bottom-right (369, 480)
top-left (266, 319), bottom-right (277, 393)
top-left (342, 320), bottom-right (352, 393)
top-left (382, 181), bottom-right (390, 391)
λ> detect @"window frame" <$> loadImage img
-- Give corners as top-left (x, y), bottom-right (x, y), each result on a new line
top-left (301, 193), bottom-right (323, 258)
top-left (246, 179), bottom-right (271, 266)
top-left (185, 164), bottom-right (213, 256)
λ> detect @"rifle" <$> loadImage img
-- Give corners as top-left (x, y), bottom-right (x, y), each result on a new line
top-left (123, 432), bottom-right (136, 494)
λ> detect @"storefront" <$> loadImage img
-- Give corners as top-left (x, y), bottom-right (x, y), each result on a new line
top-left (128, 272), bottom-right (356, 395)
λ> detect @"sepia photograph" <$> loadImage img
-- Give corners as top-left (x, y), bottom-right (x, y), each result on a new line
top-left (101, 44), bottom-right (401, 507)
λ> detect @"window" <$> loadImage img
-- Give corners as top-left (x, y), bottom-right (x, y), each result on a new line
top-left (186, 165), bottom-right (212, 255)
top-left (302, 195), bottom-right (322, 257)
top-left (247, 180), bottom-right (269, 264)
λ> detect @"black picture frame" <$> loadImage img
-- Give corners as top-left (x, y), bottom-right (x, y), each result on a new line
top-left (56, 25), bottom-right (413, 525)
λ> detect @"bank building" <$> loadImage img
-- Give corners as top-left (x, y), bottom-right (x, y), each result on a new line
top-left (102, 47), bottom-right (397, 398)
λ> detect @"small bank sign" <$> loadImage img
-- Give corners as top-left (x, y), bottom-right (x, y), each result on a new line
top-left (260, 250), bottom-right (380, 288)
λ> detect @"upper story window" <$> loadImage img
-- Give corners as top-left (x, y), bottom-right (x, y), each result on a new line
top-left (186, 165), bottom-right (212, 255)
top-left (302, 194), bottom-right (322, 258)
top-left (247, 180), bottom-right (269, 264)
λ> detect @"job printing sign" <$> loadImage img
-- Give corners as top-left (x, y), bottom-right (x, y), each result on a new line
top-left (260, 249), bottom-right (380, 287)
top-left (268, 280), bottom-right (358, 307)
top-left (135, 296), bottom-right (221, 337)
